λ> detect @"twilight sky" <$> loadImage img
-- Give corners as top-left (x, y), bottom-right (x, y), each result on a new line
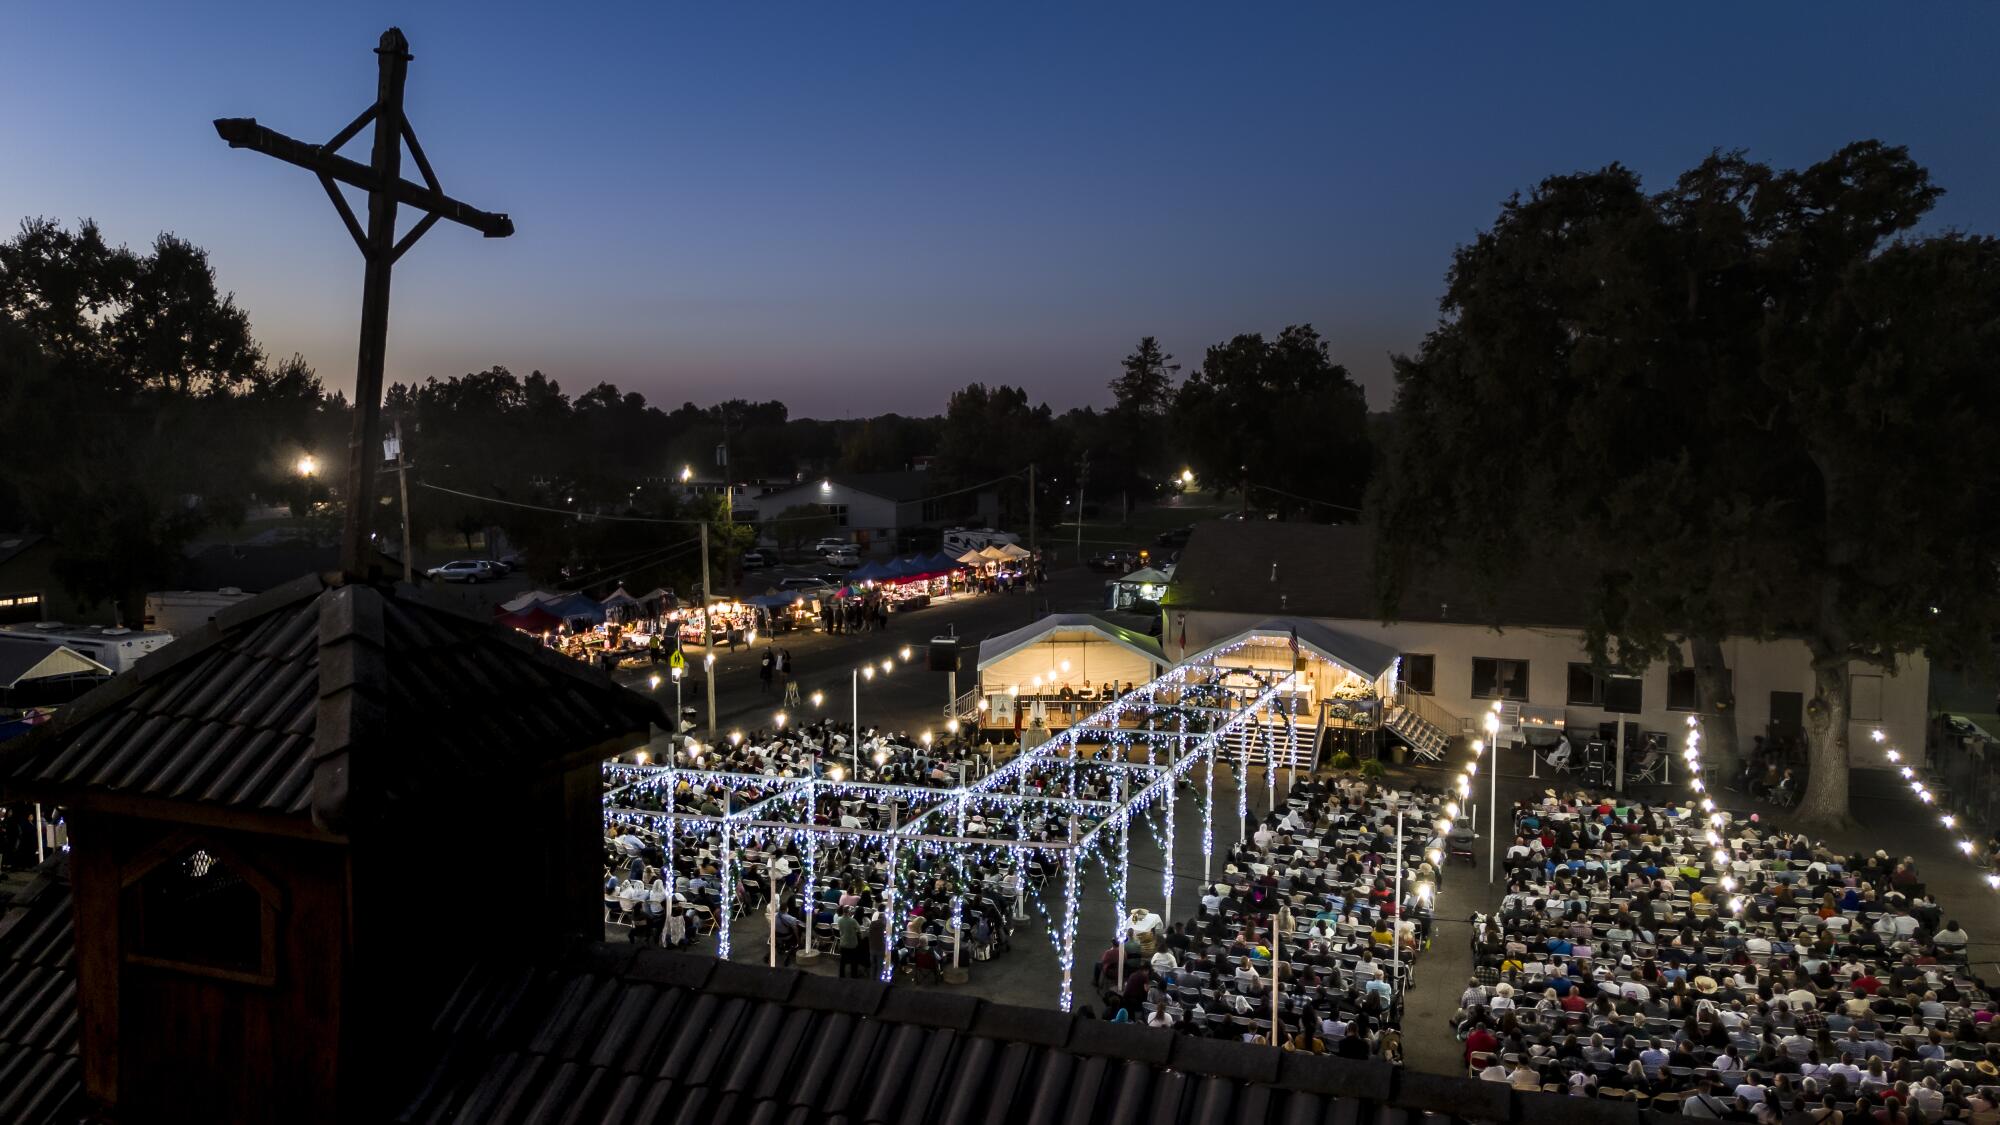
top-left (6, 4), bottom-right (1997, 417)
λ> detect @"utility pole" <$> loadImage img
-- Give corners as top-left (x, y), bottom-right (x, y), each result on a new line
top-left (1027, 463), bottom-right (1037, 558)
top-left (701, 521), bottom-right (717, 735)
top-left (1239, 464), bottom-right (1249, 520)
top-left (213, 29), bottom-right (512, 577)
top-left (388, 423), bottom-right (413, 582)
top-left (1074, 458), bottom-right (1087, 561)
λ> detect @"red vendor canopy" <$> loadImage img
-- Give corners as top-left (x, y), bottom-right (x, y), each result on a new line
top-left (495, 604), bottom-right (566, 634)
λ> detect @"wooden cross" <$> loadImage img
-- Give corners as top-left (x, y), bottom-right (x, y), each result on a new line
top-left (214, 27), bottom-right (512, 577)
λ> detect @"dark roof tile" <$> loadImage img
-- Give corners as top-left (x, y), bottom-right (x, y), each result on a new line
top-left (0, 576), bottom-right (662, 826)
top-left (1163, 521), bottom-right (1595, 629)
top-left (878, 986), bottom-right (978, 1030)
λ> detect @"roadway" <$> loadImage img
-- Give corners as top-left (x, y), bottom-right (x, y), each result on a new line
top-left (616, 564), bottom-right (1117, 748)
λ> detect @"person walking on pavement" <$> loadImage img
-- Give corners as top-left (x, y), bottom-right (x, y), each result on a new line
top-left (759, 647), bottom-right (775, 693)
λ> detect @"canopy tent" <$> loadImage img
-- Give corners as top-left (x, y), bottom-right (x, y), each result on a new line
top-left (956, 549), bottom-right (987, 565)
top-left (0, 641), bottom-right (112, 690)
top-left (1189, 616), bottom-right (1400, 692)
top-left (495, 604), bottom-right (566, 634)
top-left (847, 560), bottom-right (891, 582)
top-left (499, 588), bottom-right (562, 614)
top-left (640, 587), bottom-right (676, 610)
top-left (975, 613), bottom-right (1169, 700)
top-left (1107, 565), bottom-right (1173, 611)
top-left (745, 593), bottom-right (801, 610)
top-left (926, 550), bottom-right (962, 572)
top-left (977, 546), bottom-right (1012, 563)
top-left (993, 543), bottom-right (1032, 561)
top-left (600, 586), bottom-right (643, 616)
top-left (538, 592), bottom-right (607, 625)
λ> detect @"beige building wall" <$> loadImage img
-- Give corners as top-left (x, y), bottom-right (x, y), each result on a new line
top-left (1165, 609), bottom-right (1927, 755)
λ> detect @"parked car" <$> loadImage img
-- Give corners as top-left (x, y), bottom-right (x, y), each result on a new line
top-left (426, 560), bottom-right (492, 583)
top-left (812, 537), bottom-right (849, 554)
top-left (1088, 549), bottom-right (1138, 573)
top-left (815, 572), bottom-right (847, 587)
top-left (824, 547), bottom-right (862, 568)
top-left (1154, 526), bottom-right (1194, 550)
top-left (942, 527), bottom-right (1021, 556)
top-left (779, 577), bottom-right (825, 591)
top-left (741, 550), bottom-right (771, 569)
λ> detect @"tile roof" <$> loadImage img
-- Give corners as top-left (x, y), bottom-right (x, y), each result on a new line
top-left (0, 861), bottom-right (83, 1125)
top-left (1162, 522), bottom-right (1596, 631)
top-left (0, 574), bottom-right (665, 830)
top-left (393, 945), bottom-right (1626, 1125)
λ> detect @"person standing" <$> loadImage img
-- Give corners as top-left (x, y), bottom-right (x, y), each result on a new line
top-left (836, 907), bottom-right (866, 977)
top-left (759, 648), bottom-right (775, 693)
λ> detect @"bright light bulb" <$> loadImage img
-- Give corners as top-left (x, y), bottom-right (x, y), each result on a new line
top-left (881, 660), bottom-right (893, 674)
top-left (775, 712), bottom-right (787, 729)
top-left (829, 765), bottom-right (845, 782)
top-left (947, 719), bottom-right (960, 733)
top-left (901, 646), bottom-right (913, 661)
top-left (1445, 801), bottom-right (1460, 818)
top-left (863, 667), bottom-right (875, 681)
top-left (295, 454), bottom-right (318, 476)
top-left (922, 732), bottom-right (932, 745)
top-left (811, 691), bottom-right (824, 707)
top-left (747, 630), bottom-right (758, 645)
top-left (1899, 766), bottom-right (1914, 779)
top-left (1060, 659), bottom-right (1071, 673)
top-left (649, 675), bottom-right (661, 690)
top-left (1960, 840), bottom-right (1975, 855)
top-left (1872, 729), bottom-right (1886, 743)
top-left (1886, 750), bottom-right (1901, 763)
top-left (634, 751), bottom-right (649, 765)
top-left (1943, 814), bottom-right (1956, 829)
top-left (729, 731), bottom-right (742, 745)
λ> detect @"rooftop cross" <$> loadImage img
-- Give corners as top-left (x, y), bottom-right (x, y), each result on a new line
top-left (213, 27), bottom-right (513, 576)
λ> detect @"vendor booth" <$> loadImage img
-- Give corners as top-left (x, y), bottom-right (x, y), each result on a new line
top-left (1105, 565), bottom-right (1171, 611)
top-left (973, 613), bottom-right (1169, 736)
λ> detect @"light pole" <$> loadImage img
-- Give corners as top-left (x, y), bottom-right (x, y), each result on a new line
top-left (1272, 903), bottom-right (1293, 1044)
top-left (671, 665), bottom-right (684, 733)
top-left (1483, 704), bottom-right (1501, 883)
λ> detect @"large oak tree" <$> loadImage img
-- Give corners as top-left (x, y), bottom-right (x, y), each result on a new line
top-left (1374, 142), bottom-right (2000, 828)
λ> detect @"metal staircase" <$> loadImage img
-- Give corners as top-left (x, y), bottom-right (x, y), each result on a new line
top-left (1218, 717), bottom-right (1320, 774)
top-left (1385, 694), bottom-right (1456, 763)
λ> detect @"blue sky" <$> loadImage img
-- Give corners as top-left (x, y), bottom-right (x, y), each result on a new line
top-left (5, 3), bottom-right (1996, 416)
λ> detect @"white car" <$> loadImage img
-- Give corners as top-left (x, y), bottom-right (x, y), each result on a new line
top-left (824, 547), bottom-right (861, 568)
top-left (813, 537), bottom-right (849, 554)
top-left (426, 560), bottom-right (492, 583)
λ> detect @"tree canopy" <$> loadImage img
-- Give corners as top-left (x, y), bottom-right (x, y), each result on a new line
top-left (1171, 324), bottom-right (1372, 519)
top-left (1374, 142), bottom-right (2000, 826)
top-left (0, 218), bottom-right (340, 625)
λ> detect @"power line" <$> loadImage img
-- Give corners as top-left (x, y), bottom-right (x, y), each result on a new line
top-left (1247, 481), bottom-right (1364, 515)
top-left (419, 467), bottom-right (1032, 524)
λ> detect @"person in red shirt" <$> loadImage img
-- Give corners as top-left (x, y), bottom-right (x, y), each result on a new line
top-left (1464, 1023), bottom-right (1498, 1064)
top-left (1853, 971), bottom-right (1882, 996)
top-left (1560, 991), bottom-right (1589, 1013)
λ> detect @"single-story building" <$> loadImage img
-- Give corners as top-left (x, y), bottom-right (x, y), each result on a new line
top-left (741, 471), bottom-right (1000, 554)
top-left (0, 534), bottom-right (111, 626)
top-left (1160, 521), bottom-right (1926, 763)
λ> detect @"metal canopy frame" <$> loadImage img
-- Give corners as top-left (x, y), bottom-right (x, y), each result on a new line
top-left (603, 635), bottom-right (1323, 1009)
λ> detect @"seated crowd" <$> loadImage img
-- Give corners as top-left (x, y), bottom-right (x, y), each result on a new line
top-left (1457, 789), bottom-right (1997, 1120)
top-left (1101, 777), bottom-right (1443, 1059)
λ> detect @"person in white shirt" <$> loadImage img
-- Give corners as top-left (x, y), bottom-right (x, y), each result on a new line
top-left (1935, 919), bottom-right (1970, 947)
top-left (1151, 948), bottom-right (1179, 975)
top-left (1488, 983), bottom-right (1516, 1011)
top-left (1744, 934), bottom-right (1772, 955)
top-left (1682, 1079), bottom-right (1728, 1118)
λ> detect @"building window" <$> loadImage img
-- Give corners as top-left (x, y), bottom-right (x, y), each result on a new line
top-left (1471, 658), bottom-right (1529, 701)
top-left (1568, 663), bottom-right (1643, 714)
top-left (0, 591), bottom-right (43, 625)
top-left (1667, 667), bottom-right (1733, 712)
top-left (825, 504), bottom-right (848, 528)
top-left (1400, 654), bottom-right (1435, 695)
top-left (125, 842), bottom-right (279, 985)
top-left (1566, 663), bottom-right (1601, 707)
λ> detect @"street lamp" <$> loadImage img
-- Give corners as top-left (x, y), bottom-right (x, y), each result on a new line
top-left (899, 645), bottom-right (912, 662)
top-left (1180, 468), bottom-right (1194, 486)
top-left (295, 454), bottom-right (318, 477)
top-left (811, 690), bottom-right (824, 707)
top-left (1482, 705), bottom-right (1501, 881)
top-left (880, 659), bottom-right (893, 675)
top-left (680, 465), bottom-right (693, 483)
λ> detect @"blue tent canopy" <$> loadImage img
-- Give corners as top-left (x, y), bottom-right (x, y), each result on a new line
top-left (538, 592), bottom-right (606, 624)
top-left (746, 593), bottom-right (799, 609)
top-left (848, 561), bottom-right (890, 581)
top-left (926, 550), bottom-right (960, 572)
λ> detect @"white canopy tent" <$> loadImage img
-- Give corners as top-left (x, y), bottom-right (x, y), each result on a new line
top-left (975, 613), bottom-right (1168, 702)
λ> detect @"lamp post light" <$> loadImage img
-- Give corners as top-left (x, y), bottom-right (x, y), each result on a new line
top-left (1484, 704), bottom-right (1501, 882)
top-left (295, 454), bottom-right (318, 477)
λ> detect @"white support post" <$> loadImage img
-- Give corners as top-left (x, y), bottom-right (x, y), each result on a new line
top-left (1391, 805), bottom-right (1404, 989)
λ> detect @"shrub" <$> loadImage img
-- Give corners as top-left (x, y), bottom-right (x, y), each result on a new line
top-left (1330, 751), bottom-right (1358, 771)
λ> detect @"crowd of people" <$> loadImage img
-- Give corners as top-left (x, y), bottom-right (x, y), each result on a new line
top-left (1456, 789), bottom-right (1998, 1119)
top-left (1074, 777), bottom-right (1441, 1059)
